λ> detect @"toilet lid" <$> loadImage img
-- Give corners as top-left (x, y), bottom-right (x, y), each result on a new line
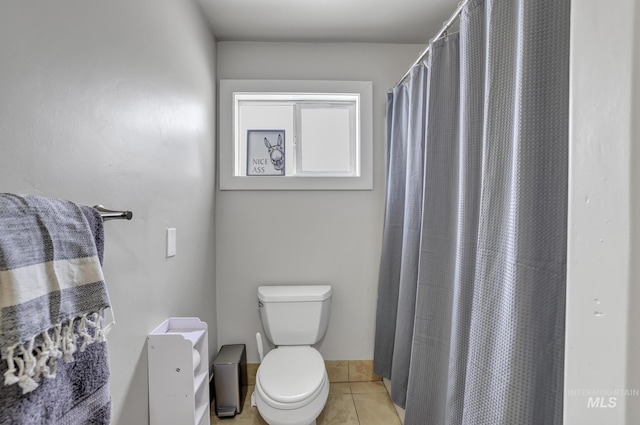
top-left (257, 346), bottom-right (326, 405)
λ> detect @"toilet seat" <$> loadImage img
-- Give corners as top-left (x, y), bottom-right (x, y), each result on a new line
top-left (256, 346), bottom-right (327, 410)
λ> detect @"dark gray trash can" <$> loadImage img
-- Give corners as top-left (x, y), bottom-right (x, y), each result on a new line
top-left (212, 344), bottom-right (247, 418)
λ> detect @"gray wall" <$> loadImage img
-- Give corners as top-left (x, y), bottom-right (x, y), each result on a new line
top-left (0, 1), bottom-right (217, 424)
top-left (630, 2), bottom-right (640, 421)
top-left (216, 42), bottom-right (422, 363)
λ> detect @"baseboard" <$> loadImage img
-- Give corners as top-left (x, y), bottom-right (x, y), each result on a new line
top-left (245, 359), bottom-right (382, 386)
top-left (383, 378), bottom-right (406, 424)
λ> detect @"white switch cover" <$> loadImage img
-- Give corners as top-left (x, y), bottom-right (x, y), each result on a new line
top-left (166, 228), bottom-right (176, 257)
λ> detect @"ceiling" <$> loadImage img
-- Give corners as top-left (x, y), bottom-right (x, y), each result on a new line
top-left (197, 0), bottom-right (456, 44)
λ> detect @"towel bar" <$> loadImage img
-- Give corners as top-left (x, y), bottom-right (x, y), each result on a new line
top-left (94, 205), bottom-right (133, 221)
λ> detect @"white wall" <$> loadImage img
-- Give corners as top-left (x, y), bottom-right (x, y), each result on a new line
top-left (216, 42), bottom-right (422, 363)
top-left (566, 0), bottom-right (640, 422)
top-left (0, 1), bottom-right (217, 424)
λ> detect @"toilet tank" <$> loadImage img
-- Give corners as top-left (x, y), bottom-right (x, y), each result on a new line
top-left (258, 285), bottom-right (332, 346)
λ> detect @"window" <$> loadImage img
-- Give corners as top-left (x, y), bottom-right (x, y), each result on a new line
top-left (219, 80), bottom-right (373, 190)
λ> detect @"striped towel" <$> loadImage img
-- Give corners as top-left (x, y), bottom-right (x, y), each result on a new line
top-left (0, 194), bottom-right (114, 394)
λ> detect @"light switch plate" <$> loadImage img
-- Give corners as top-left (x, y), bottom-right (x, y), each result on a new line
top-left (166, 228), bottom-right (176, 257)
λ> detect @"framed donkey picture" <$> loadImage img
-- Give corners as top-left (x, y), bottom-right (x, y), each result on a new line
top-left (246, 130), bottom-right (286, 176)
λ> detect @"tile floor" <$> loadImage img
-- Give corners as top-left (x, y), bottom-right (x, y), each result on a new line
top-left (210, 381), bottom-right (402, 425)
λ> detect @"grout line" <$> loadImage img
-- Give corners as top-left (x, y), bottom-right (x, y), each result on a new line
top-left (350, 393), bottom-right (361, 425)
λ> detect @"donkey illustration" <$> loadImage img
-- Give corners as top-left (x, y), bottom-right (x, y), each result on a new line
top-left (264, 134), bottom-right (285, 171)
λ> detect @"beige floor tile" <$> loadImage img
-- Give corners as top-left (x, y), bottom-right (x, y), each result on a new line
top-left (349, 381), bottom-right (387, 394)
top-left (348, 360), bottom-right (381, 382)
top-left (235, 383), bottom-right (400, 425)
top-left (211, 406), bottom-right (256, 425)
top-left (253, 411), bottom-right (269, 425)
top-left (328, 382), bottom-right (352, 394)
top-left (353, 393), bottom-right (401, 425)
top-left (317, 394), bottom-right (359, 425)
top-left (325, 360), bottom-right (349, 382)
top-left (246, 363), bottom-right (259, 386)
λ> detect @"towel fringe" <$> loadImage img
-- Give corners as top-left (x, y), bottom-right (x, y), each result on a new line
top-left (3, 345), bottom-right (19, 386)
top-left (2, 309), bottom-right (112, 394)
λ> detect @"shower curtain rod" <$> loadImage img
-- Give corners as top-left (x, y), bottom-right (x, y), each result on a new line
top-left (393, 0), bottom-right (470, 88)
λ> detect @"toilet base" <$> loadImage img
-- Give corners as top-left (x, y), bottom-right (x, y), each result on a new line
top-left (255, 405), bottom-right (321, 425)
top-left (256, 415), bottom-right (315, 425)
top-left (253, 377), bottom-right (329, 425)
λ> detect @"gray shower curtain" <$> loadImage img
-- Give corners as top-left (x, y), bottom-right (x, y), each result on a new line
top-left (374, 0), bottom-right (569, 424)
top-left (374, 61), bottom-right (428, 409)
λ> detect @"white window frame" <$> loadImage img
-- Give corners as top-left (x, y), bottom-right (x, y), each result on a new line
top-left (294, 102), bottom-right (358, 177)
top-left (219, 80), bottom-right (373, 190)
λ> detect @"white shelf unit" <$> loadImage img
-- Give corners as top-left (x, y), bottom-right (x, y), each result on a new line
top-left (148, 317), bottom-right (210, 425)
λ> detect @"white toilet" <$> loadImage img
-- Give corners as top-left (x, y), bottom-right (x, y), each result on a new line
top-left (254, 285), bottom-right (332, 425)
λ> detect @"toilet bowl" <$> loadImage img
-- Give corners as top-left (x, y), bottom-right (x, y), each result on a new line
top-left (254, 285), bottom-right (332, 425)
top-left (254, 346), bottom-right (329, 425)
